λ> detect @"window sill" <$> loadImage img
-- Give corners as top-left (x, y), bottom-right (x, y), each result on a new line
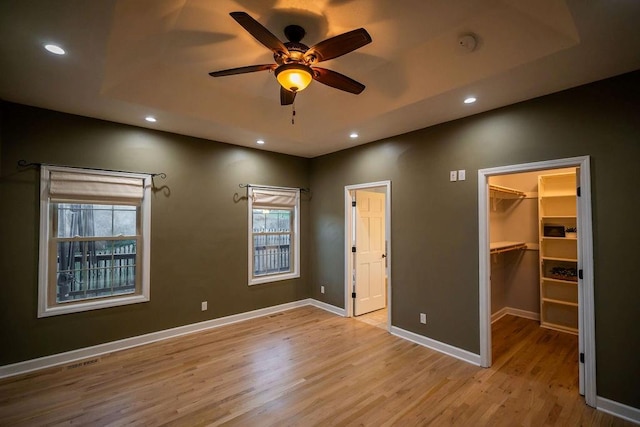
top-left (37, 294), bottom-right (149, 318)
top-left (249, 272), bottom-right (300, 286)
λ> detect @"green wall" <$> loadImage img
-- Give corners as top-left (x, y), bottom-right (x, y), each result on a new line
top-left (1, 71), bottom-right (639, 409)
top-left (309, 71), bottom-right (640, 408)
top-left (0, 104), bottom-right (310, 364)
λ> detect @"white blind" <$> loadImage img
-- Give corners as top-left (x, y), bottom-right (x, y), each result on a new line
top-left (251, 187), bottom-right (299, 207)
top-left (49, 170), bottom-right (144, 202)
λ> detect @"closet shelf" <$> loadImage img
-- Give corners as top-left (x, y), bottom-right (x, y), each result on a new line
top-left (542, 297), bottom-right (579, 307)
top-left (489, 184), bottom-right (526, 199)
top-left (541, 256), bottom-right (577, 262)
top-left (538, 171), bottom-right (579, 334)
top-left (542, 277), bottom-right (578, 285)
top-left (490, 241), bottom-right (527, 255)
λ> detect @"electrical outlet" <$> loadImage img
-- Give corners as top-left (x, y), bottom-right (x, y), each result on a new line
top-left (458, 169), bottom-right (466, 181)
top-left (201, 301), bottom-right (207, 311)
top-left (420, 313), bottom-right (427, 324)
top-left (321, 285), bottom-right (325, 294)
top-left (450, 170), bottom-right (458, 182)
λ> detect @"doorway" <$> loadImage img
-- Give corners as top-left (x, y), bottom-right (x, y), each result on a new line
top-left (344, 181), bottom-right (391, 330)
top-left (478, 156), bottom-right (596, 407)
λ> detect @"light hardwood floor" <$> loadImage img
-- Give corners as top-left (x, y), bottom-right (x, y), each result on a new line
top-left (0, 307), bottom-right (633, 426)
top-left (356, 307), bottom-right (388, 330)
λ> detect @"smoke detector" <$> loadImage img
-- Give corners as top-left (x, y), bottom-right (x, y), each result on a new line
top-left (458, 34), bottom-right (478, 53)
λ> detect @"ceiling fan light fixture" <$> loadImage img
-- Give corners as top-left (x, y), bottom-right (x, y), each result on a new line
top-left (275, 63), bottom-right (313, 92)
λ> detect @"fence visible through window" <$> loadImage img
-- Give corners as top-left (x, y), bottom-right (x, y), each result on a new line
top-left (54, 203), bottom-right (138, 302)
top-left (253, 233), bottom-right (291, 276)
top-left (252, 208), bottom-right (292, 277)
top-left (56, 241), bottom-right (137, 301)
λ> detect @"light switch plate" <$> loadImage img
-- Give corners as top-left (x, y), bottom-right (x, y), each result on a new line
top-left (458, 169), bottom-right (466, 181)
top-left (450, 170), bottom-right (458, 182)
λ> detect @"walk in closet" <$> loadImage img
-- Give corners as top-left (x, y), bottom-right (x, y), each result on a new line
top-left (489, 168), bottom-right (578, 335)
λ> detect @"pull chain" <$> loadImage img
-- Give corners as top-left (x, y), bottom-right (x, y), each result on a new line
top-left (291, 100), bottom-right (296, 125)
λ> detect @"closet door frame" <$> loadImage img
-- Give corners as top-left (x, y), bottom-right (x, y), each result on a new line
top-left (477, 155), bottom-right (595, 407)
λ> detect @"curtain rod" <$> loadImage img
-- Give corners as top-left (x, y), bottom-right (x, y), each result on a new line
top-left (239, 183), bottom-right (309, 192)
top-left (17, 160), bottom-right (167, 179)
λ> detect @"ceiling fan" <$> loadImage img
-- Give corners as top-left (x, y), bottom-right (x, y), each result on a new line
top-left (209, 12), bottom-right (372, 105)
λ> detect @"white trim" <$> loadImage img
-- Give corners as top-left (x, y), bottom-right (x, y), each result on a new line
top-left (390, 326), bottom-right (481, 366)
top-left (344, 181), bottom-right (392, 329)
top-left (491, 307), bottom-right (540, 324)
top-left (247, 186), bottom-right (300, 286)
top-left (478, 155), bottom-right (596, 407)
top-left (597, 397), bottom-right (640, 425)
top-left (38, 166), bottom-right (152, 318)
top-left (1, 299), bottom-right (312, 379)
top-left (308, 299), bottom-right (347, 317)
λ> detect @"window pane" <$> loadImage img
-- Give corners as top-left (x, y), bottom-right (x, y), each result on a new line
top-left (56, 239), bottom-right (137, 302)
top-left (56, 204), bottom-right (137, 237)
top-left (253, 233), bottom-right (292, 276)
top-left (252, 210), bottom-right (266, 233)
top-left (113, 208), bottom-right (136, 236)
top-left (252, 209), bottom-right (291, 233)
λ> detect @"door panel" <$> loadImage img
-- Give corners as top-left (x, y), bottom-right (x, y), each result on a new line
top-left (354, 190), bottom-right (386, 316)
top-left (576, 166), bottom-right (584, 396)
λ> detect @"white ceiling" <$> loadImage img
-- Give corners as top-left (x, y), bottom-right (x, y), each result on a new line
top-left (1, 0), bottom-right (639, 158)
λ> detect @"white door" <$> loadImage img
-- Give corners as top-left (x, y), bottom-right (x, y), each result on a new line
top-left (576, 167), bottom-right (585, 396)
top-left (354, 190), bottom-right (386, 316)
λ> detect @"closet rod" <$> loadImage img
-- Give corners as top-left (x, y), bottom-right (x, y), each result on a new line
top-left (17, 160), bottom-right (167, 179)
top-left (239, 183), bottom-right (310, 192)
top-left (489, 184), bottom-right (525, 197)
top-left (489, 241), bottom-right (527, 255)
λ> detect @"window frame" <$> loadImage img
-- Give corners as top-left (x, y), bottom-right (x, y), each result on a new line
top-left (38, 165), bottom-right (152, 317)
top-left (247, 186), bottom-right (300, 286)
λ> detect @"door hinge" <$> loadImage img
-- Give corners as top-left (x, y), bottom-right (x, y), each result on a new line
top-left (580, 352), bottom-right (585, 363)
top-left (352, 246), bottom-right (356, 253)
top-left (577, 186), bottom-right (581, 197)
top-left (352, 292), bottom-right (356, 299)
top-left (579, 269), bottom-right (583, 280)
top-left (352, 200), bottom-right (356, 207)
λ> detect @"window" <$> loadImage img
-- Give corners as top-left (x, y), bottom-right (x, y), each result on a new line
top-left (248, 186), bottom-right (300, 285)
top-left (38, 166), bottom-right (151, 317)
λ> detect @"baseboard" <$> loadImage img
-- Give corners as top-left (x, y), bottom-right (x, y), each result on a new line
top-left (597, 396), bottom-right (640, 425)
top-left (308, 299), bottom-right (346, 316)
top-left (390, 326), bottom-right (481, 366)
top-left (0, 299), bottom-right (313, 379)
top-left (491, 307), bottom-right (540, 323)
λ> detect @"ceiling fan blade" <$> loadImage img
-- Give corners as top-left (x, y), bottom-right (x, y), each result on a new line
top-left (280, 87), bottom-right (296, 105)
top-left (304, 28), bottom-right (371, 63)
top-left (312, 67), bottom-right (365, 94)
top-left (209, 64), bottom-right (275, 77)
top-left (230, 12), bottom-right (289, 56)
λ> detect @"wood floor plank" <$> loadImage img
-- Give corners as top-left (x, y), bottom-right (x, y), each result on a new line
top-left (0, 308), bottom-right (634, 426)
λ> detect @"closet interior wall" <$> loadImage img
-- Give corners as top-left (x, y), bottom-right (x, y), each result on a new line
top-left (489, 171), bottom-right (541, 320)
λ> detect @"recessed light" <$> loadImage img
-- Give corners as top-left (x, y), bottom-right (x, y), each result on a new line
top-left (464, 97), bottom-right (477, 104)
top-left (350, 132), bottom-right (359, 139)
top-left (145, 116), bottom-right (157, 123)
top-left (44, 44), bottom-right (65, 55)
top-left (256, 139), bottom-right (265, 145)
